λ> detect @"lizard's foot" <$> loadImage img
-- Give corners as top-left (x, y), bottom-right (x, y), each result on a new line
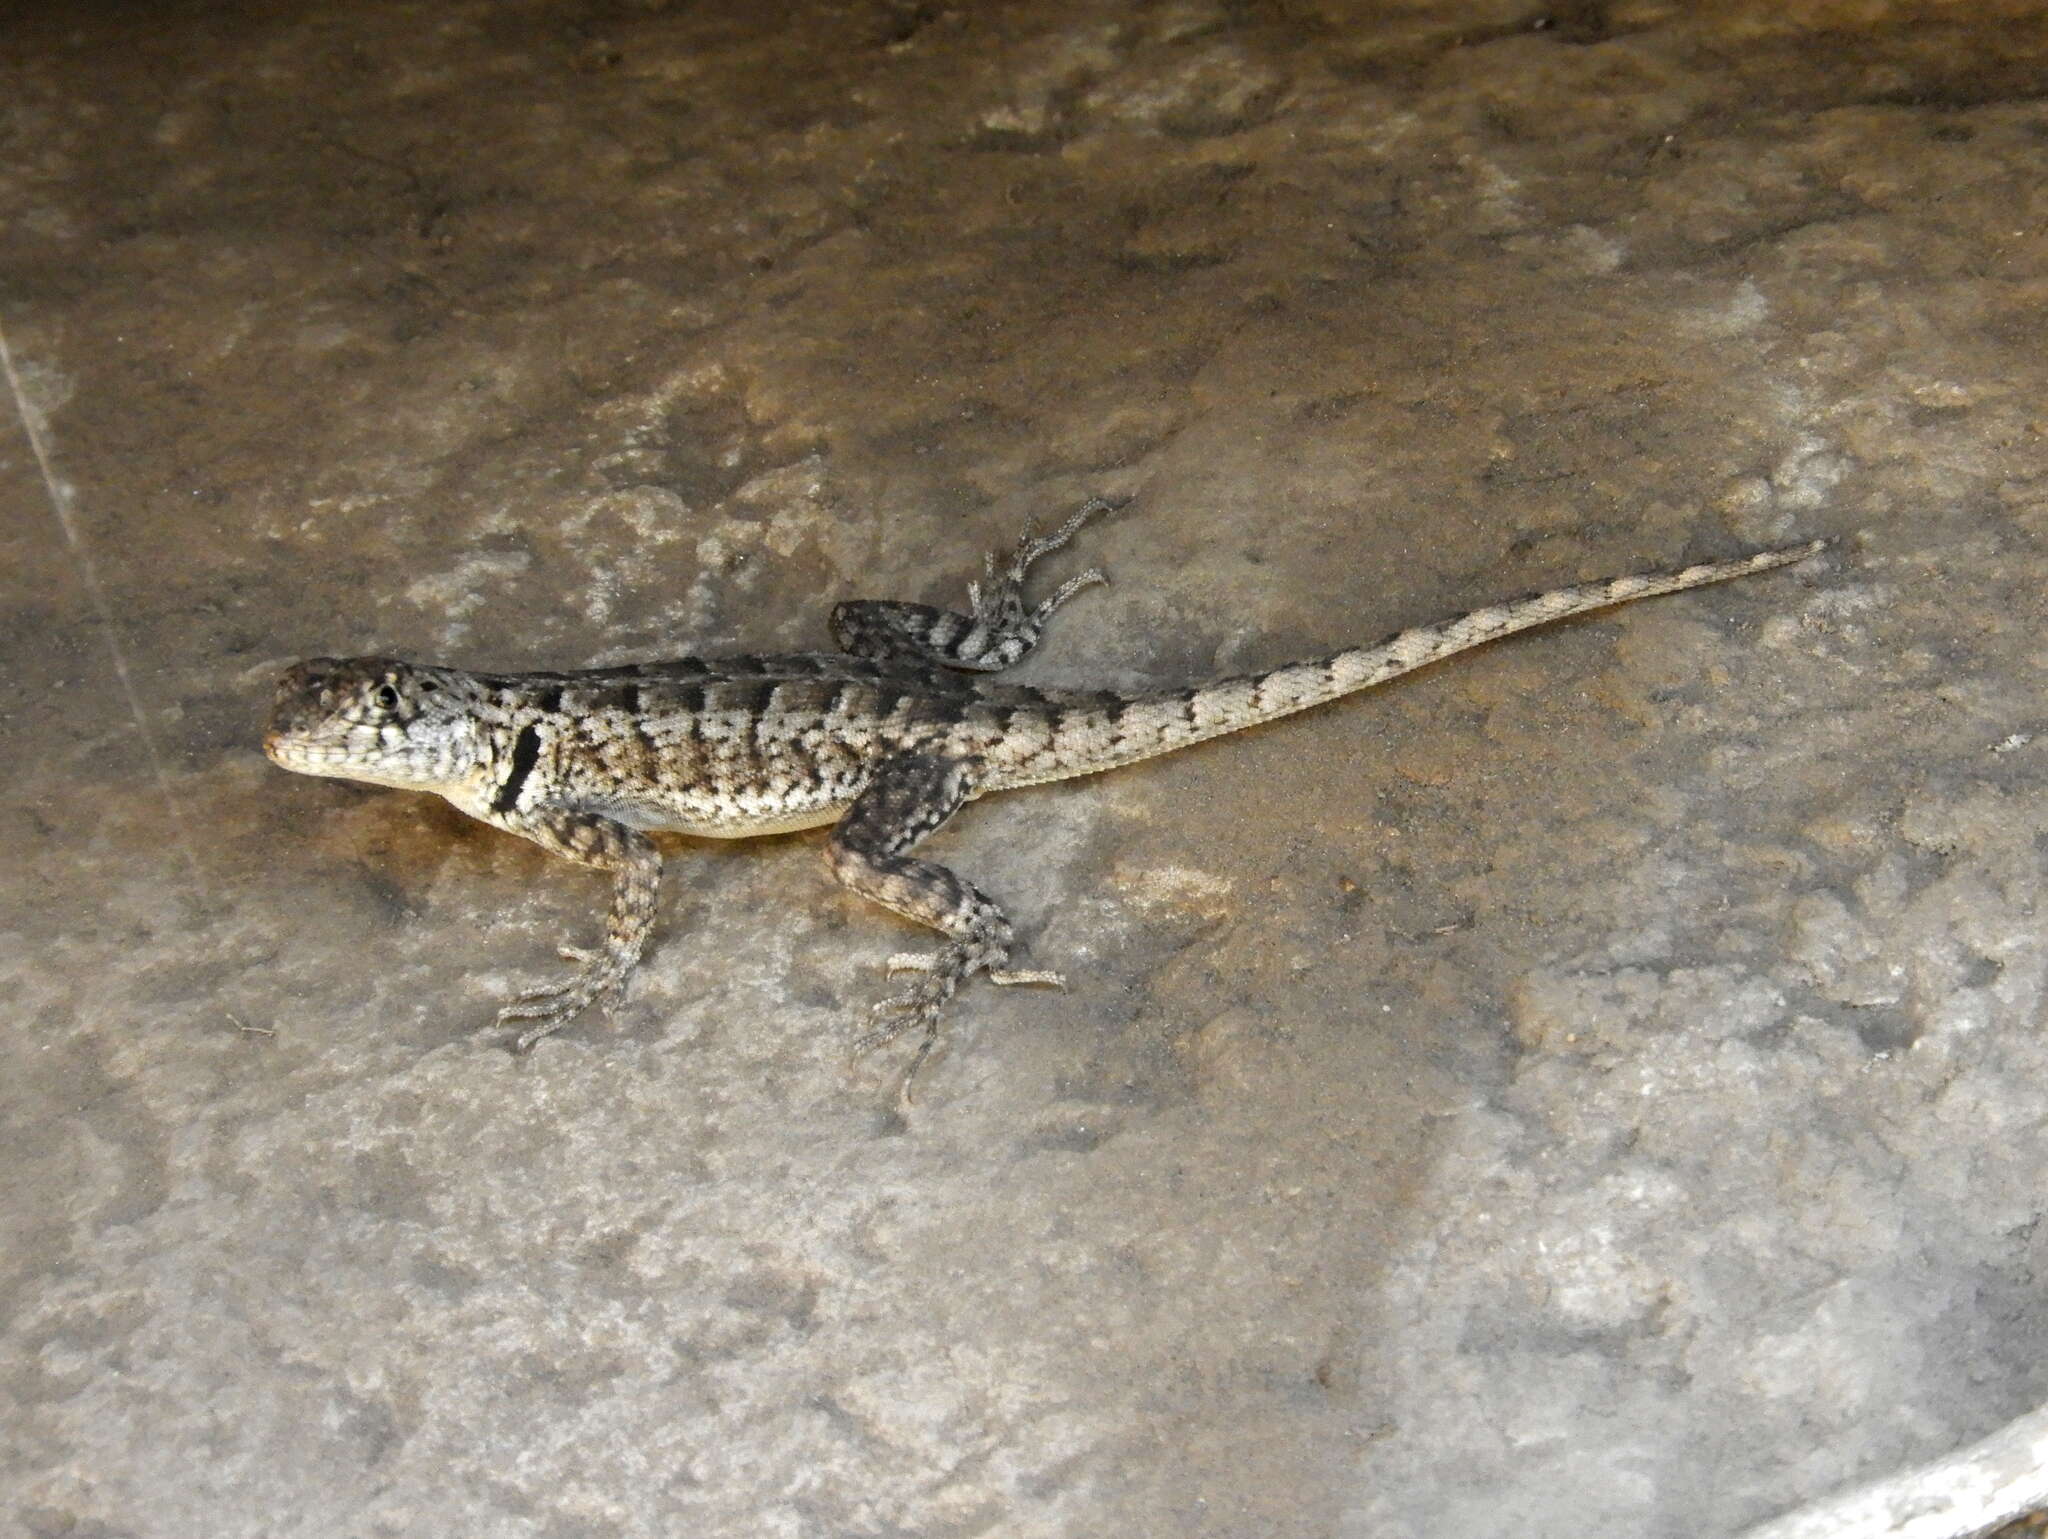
top-left (884, 950), bottom-right (1066, 988)
top-left (482, 816), bottom-right (659, 1051)
top-left (496, 944), bottom-right (633, 1052)
top-left (828, 495), bottom-right (1123, 672)
top-left (967, 496), bottom-right (1117, 637)
top-left (858, 938), bottom-right (1064, 1103)
top-left (1009, 495), bottom-right (1118, 574)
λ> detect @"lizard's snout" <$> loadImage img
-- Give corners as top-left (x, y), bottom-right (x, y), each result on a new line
top-left (262, 658), bottom-right (345, 763)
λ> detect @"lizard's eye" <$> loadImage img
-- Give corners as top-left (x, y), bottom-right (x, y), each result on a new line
top-left (375, 683), bottom-right (401, 712)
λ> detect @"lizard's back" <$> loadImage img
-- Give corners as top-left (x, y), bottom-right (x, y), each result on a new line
top-left (518, 653), bottom-right (1116, 837)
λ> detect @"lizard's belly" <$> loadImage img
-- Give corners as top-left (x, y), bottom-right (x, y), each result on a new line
top-left (658, 804), bottom-right (848, 838)
top-left (600, 779), bottom-right (858, 839)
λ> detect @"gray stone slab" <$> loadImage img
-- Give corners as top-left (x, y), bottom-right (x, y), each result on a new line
top-left (5, 2), bottom-right (2047, 1535)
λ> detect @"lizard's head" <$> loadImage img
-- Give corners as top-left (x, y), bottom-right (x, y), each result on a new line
top-left (264, 657), bottom-right (487, 792)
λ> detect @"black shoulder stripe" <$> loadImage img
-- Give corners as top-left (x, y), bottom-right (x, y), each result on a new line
top-left (491, 725), bottom-right (542, 814)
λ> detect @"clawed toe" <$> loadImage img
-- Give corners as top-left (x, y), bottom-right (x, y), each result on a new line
top-left (853, 1004), bottom-right (927, 1058)
top-left (497, 989), bottom-right (587, 1052)
top-left (1033, 568), bottom-right (1107, 625)
top-left (850, 937), bottom-right (1067, 1102)
top-left (1012, 496), bottom-right (1115, 573)
top-left (855, 1014), bottom-right (945, 1107)
top-left (988, 967), bottom-right (1065, 988)
top-left (493, 944), bottom-right (629, 1049)
top-left (510, 1018), bottom-right (567, 1054)
top-left (498, 989), bottom-right (568, 1021)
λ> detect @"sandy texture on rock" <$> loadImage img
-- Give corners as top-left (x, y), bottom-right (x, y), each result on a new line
top-left (6, 2), bottom-right (2048, 1535)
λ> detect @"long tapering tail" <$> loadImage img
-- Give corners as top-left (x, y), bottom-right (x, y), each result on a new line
top-left (985, 539), bottom-right (1826, 789)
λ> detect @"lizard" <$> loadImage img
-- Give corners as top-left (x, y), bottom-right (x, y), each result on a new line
top-left (262, 498), bottom-right (1825, 1098)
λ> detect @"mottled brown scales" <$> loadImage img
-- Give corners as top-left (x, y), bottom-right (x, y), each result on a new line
top-left (263, 498), bottom-right (1826, 1100)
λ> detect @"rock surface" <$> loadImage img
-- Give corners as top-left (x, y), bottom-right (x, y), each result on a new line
top-left (5, 2), bottom-right (2048, 1535)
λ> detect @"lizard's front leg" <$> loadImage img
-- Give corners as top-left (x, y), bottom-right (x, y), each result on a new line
top-left (495, 810), bottom-right (662, 1051)
top-left (829, 496), bottom-right (1117, 671)
top-left (826, 751), bottom-right (1061, 1101)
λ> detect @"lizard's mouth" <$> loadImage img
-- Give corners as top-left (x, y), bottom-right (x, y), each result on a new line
top-left (261, 696), bottom-right (337, 773)
top-left (260, 695), bottom-right (310, 766)
top-left (261, 725), bottom-right (314, 770)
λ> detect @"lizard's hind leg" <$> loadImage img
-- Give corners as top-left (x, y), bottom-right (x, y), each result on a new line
top-left (826, 751), bottom-right (1061, 1101)
top-left (830, 497), bottom-right (1117, 672)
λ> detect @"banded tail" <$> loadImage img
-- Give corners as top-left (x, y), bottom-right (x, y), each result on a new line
top-left (987, 539), bottom-right (1826, 789)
